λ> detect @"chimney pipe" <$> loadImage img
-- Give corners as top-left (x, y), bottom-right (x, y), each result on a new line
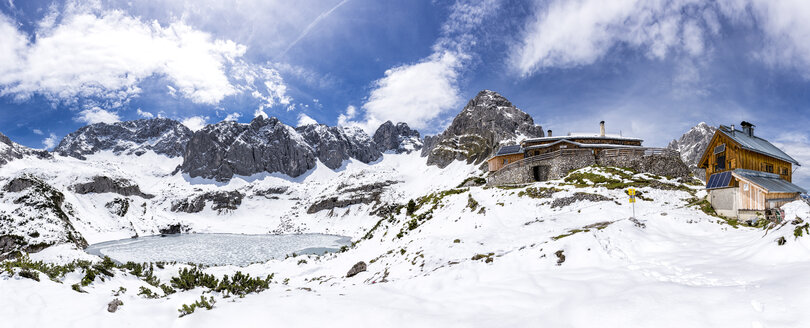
top-left (740, 121), bottom-right (755, 137)
top-left (547, 130), bottom-right (552, 137)
top-left (599, 121), bottom-right (606, 137)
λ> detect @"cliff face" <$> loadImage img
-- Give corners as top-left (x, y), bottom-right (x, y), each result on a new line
top-left (55, 118), bottom-right (192, 159)
top-left (422, 90), bottom-right (544, 168)
top-left (667, 122), bottom-right (716, 181)
top-left (373, 121), bottom-right (422, 154)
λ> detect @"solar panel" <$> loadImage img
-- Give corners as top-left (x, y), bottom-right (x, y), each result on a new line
top-left (706, 171), bottom-right (732, 189)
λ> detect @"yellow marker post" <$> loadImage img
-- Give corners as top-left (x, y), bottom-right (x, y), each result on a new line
top-left (628, 188), bottom-right (636, 218)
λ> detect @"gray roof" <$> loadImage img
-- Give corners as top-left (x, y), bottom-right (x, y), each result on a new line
top-left (523, 135), bottom-right (643, 144)
top-left (494, 145), bottom-right (523, 156)
top-left (733, 169), bottom-right (807, 193)
top-left (718, 126), bottom-right (800, 166)
top-left (524, 139), bottom-right (643, 150)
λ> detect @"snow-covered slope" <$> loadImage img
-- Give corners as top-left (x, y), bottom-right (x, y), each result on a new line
top-left (3, 160), bottom-right (810, 327)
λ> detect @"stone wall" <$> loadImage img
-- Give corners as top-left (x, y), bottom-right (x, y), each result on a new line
top-left (486, 149), bottom-right (690, 186)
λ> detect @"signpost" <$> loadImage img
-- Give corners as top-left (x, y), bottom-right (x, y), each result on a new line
top-left (628, 188), bottom-right (636, 218)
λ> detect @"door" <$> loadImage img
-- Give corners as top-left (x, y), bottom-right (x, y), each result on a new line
top-left (532, 166), bottom-right (549, 181)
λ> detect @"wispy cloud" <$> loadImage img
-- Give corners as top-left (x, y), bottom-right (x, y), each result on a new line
top-left (278, 0), bottom-right (350, 58)
top-left (74, 107), bottom-right (120, 124)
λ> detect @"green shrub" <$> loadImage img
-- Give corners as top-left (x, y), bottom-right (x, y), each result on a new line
top-left (178, 296), bottom-right (216, 317)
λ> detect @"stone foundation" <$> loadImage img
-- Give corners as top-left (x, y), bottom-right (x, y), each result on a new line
top-left (487, 149), bottom-right (691, 186)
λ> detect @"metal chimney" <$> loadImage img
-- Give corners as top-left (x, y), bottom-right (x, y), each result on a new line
top-left (547, 130), bottom-right (552, 137)
top-left (599, 121), bottom-right (606, 137)
top-left (740, 121), bottom-right (755, 137)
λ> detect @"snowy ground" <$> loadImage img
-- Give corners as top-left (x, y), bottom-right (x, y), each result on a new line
top-left (2, 152), bottom-right (810, 327)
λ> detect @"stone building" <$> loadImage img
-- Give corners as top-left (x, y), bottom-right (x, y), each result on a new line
top-left (486, 121), bottom-right (691, 186)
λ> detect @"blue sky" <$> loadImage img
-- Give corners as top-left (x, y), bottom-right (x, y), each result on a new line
top-left (1, 0), bottom-right (809, 187)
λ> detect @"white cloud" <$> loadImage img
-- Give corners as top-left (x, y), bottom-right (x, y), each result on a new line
top-left (337, 105), bottom-right (357, 126)
top-left (42, 133), bottom-right (58, 150)
top-left (0, 7), bottom-right (293, 109)
top-left (354, 0), bottom-right (499, 133)
top-left (136, 109), bottom-right (154, 118)
top-left (254, 108), bottom-right (268, 118)
top-left (181, 116), bottom-right (208, 131)
top-left (773, 132), bottom-right (810, 189)
top-left (361, 53), bottom-right (462, 132)
top-left (296, 113), bottom-right (318, 127)
top-left (224, 112), bottom-right (241, 121)
top-left (513, 0), bottom-right (810, 79)
top-left (32, 129), bottom-right (43, 135)
top-left (74, 107), bottom-right (120, 124)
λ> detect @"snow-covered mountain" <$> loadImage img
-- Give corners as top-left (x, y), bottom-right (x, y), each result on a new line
top-left (373, 121), bottom-right (422, 154)
top-left (667, 122), bottom-right (716, 181)
top-left (54, 118), bottom-right (193, 159)
top-left (422, 90), bottom-right (544, 168)
top-left (4, 98), bottom-right (810, 327)
top-left (0, 131), bottom-right (51, 167)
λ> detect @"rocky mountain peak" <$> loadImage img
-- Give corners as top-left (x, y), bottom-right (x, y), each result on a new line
top-left (181, 117), bottom-right (385, 182)
top-left (373, 121), bottom-right (422, 154)
top-left (667, 122), bottom-right (717, 181)
top-left (422, 90), bottom-right (544, 168)
top-left (0, 131), bottom-right (52, 167)
top-left (54, 118), bottom-right (193, 159)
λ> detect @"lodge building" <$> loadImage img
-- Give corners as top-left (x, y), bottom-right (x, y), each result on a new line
top-left (701, 122), bottom-right (806, 219)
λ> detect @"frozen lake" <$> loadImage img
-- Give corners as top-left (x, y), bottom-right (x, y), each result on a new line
top-left (85, 233), bottom-right (352, 266)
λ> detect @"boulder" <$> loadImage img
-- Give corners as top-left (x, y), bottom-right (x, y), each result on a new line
top-left (346, 261), bottom-right (367, 278)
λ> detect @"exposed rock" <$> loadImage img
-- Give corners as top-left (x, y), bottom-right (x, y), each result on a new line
top-left (107, 299), bottom-right (123, 313)
top-left (181, 117), bottom-right (316, 182)
top-left (105, 198), bottom-right (129, 217)
top-left (551, 192), bottom-right (612, 209)
top-left (295, 124), bottom-right (382, 169)
top-left (555, 250), bottom-right (566, 266)
top-left (0, 131), bottom-right (52, 167)
top-left (0, 175), bottom-right (88, 259)
top-left (307, 181), bottom-right (397, 214)
top-left (667, 122), bottom-right (716, 181)
top-left (159, 224), bottom-right (187, 235)
top-left (72, 176), bottom-right (154, 199)
top-left (253, 187), bottom-right (288, 199)
top-left (422, 90), bottom-right (544, 168)
top-left (777, 236), bottom-right (787, 246)
top-left (372, 121), bottom-right (422, 153)
top-left (55, 118), bottom-right (192, 159)
top-left (346, 261), bottom-right (367, 277)
top-left (171, 191), bottom-right (244, 213)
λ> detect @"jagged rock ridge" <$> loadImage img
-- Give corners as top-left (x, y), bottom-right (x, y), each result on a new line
top-left (0, 132), bottom-right (52, 167)
top-left (373, 121), bottom-right (422, 154)
top-left (422, 90), bottom-right (544, 168)
top-left (296, 124), bottom-right (382, 169)
top-left (54, 118), bottom-right (193, 159)
top-left (667, 122), bottom-right (717, 181)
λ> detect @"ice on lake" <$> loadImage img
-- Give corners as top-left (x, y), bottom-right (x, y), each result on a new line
top-left (85, 233), bottom-right (352, 266)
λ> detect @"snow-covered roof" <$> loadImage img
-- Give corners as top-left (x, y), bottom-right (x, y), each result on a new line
top-left (524, 139), bottom-right (644, 150)
top-left (732, 169), bottom-right (807, 193)
top-left (718, 126), bottom-right (800, 166)
top-left (523, 134), bottom-right (643, 144)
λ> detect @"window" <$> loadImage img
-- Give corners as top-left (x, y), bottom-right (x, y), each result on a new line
top-left (715, 154), bottom-right (725, 171)
top-left (503, 159), bottom-right (508, 165)
top-left (534, 151), bottom-right (540, 156)
top-left (764, 164), bottom-right (774, 173)
top-left (781, 167), bottom-right (789, 175)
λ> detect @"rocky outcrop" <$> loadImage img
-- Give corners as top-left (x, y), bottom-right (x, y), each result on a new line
top-left (105, 198), bottom-right (130, 217)
top-left (55, 118), bottom-right (192, 159)
top-left (1, 175), bottom-right (88, 258)
top-left (72, 176), bottom-right (154, 199)
top-left (306, 181), bottom-right (398, 214)
top-left (295, 124), bottom-right (382, 169)
top-left (346, 261), bottom-right (367, 277)
top-left (0, 131), bottom-right (52, 167)
top-left (667, 122), bottom-right (716, 181)
top-left (180, 117), bottom-right (316, 182)
top-left (422, 90), bottom-right (544, 168)
top-left (372, 121), bottom-right (422, 154)
top-left (159, 224), bottom-right (188, 235)
top-left (171, 191), bottom-right (244, 214)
